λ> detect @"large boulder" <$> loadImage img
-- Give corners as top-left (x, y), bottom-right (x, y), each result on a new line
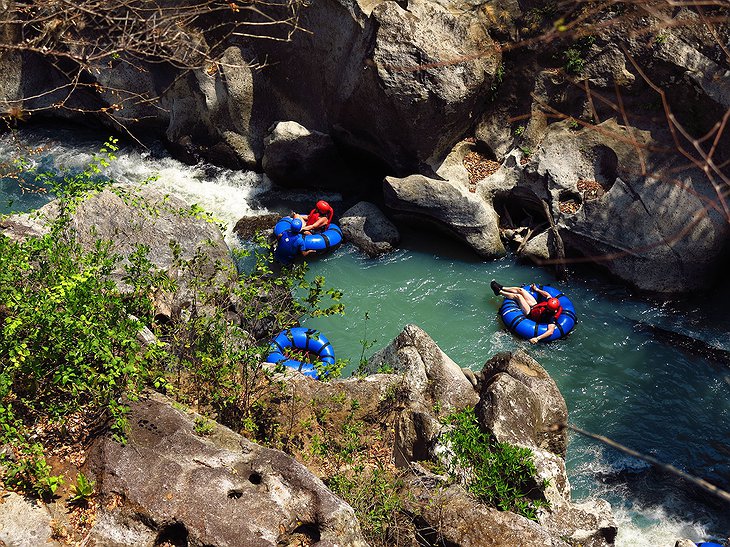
top-left (475, 351), bottom-right (617, 544)
top-left (339, 201), bottom-right (400, 256)
top-left (333, 0), bottom-right (500, 172)
top-left (367, 324), bottom-right (480, 466)
top-left (384, 170), bottom-right (506, 258)
top-left (4, 0), bottom-right (501, 179)
top-left (381, 139), bottom-right (509, 259)
top-left (534, 120), bottom-right (730, 292)
top-left (0, 492), bottom-right (60, 547)
top-left (161, 48), bottom-right (259, 169)
top-left (86, 392), bottom-right (368, 547)
top-left (367, 324), bottom-right (479, 412)
top-left (405, 482), bottom-right (571, 547)
top-left (478, 350), bottom-right (568, 457)
top-left (261, 121), bottom-right (350, 189)
top-left (1, 185), bottom-right (235, 317)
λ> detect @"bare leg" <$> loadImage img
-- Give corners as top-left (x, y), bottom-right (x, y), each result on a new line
top-left (500, 286), bottom-right (537, 315)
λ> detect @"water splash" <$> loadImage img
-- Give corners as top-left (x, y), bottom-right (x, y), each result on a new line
top-left (0, 127), bottom-right (272, 246)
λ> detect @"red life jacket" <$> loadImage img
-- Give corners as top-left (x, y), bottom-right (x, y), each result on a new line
top-left (528, 301), bottom-right (562, 323)
top-left (307, 207), bottom-right (332, 229)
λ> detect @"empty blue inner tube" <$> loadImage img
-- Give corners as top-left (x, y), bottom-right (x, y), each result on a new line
top-left (498, 284), bottom-right (577, 342)
top-left (273, 217), bottom-right (343, 255)
top-left (265, 327), bottom-right (335, 379)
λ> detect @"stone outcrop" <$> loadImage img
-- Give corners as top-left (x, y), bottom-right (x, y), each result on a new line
top-left (474, 351), bottom-right (617, 545)
top-left (261, 121), bottom-right (351, 189)
top-left (479, 351), bottom-right (568, 457)
top-left (3, 0), bottom-right (501, 176)
top-left (86, 393), bottom-right (368, 547)
top-left (0, 324), bottom-right (617, 546)
top-left (384, 170), bottom-right (506, 259)
top-left (406, 481), bottom-right (571, 547)
top-left (367, 324), bottom-right (479, 413)
top-left (520, 119), bottom-right (729, 292)
top-left (4, 0), bottom-right (728, 293)
top-left (361, 326), bottom-right (615, 545)
top-left (339, 200), bottom-right (400, 257)
top-left (1, 186), bottom-right (235, 318)
top-left (0, 492), bottom-right (60, 547)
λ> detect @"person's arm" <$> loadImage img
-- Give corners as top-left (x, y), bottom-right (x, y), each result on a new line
top-left (529, 323), bottom-right (555, 344)
top-left (533, 285), bottom-right (552, 300)
top-left (302, 217), bottom-right (327, 232)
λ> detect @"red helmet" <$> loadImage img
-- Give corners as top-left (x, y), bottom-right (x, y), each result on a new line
top-left (316, 200), bottom-right (332, 213)
top-left (546, 298), bottom-right (561, 311)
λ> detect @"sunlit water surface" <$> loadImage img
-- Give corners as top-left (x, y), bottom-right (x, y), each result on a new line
top-left (2, 127), bottom-right (729, 546)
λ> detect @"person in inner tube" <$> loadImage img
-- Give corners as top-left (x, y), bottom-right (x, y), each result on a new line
top-left (274, 218), bottom-right (314, 265)
top-left (491, 281), bottom-right (563, 344)
top-left (291, 200), bottom-right (333, 235)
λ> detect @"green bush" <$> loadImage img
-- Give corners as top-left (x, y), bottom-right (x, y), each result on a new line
top-left (327, 465), bottom-right (405, 545)
top-left (0, 138), bottom-right (344, 496)
top-left (68, 472), bottom-right (95, 505)
top-left (441, 408), bottom-right (549, 521)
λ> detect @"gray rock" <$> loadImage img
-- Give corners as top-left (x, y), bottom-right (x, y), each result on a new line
top-left (384, 173), bottom-right (506, 258)
top-left (0, 492), bottom-right (60, 547)
top-left (405, 483), bottom-right (571, 547)
top-left (162, 59), bottom-right (255, 169)
top-left (219, 47), bottom-right (259, 167)
top-left (537, 119), bottom-right (730, 292)
top-left (93, 53), bottom-right (172, 134)
top-left (368, 324), bottom-right (479, 412)
top-left (340, 201), bottom-right (400, 256)
top-left (475, 103), bottom-right (517, 160)
top-left (479, 350), bottom-right (568, 457)
top-left (394, 405), bottom-right (445, 466)
top-left (1, 186), bottom-right (235, 317)
top-left (367, 324), bottom-right (479, 466)
top-left (653, 32), bottom-right (730, 110)
top-left (261, 121), bottom-right (349, 189)
top-left (329, 0), bottom-right (501, 172)
top-left (233, 212), bottom-right (283, 242)
top-left (583, 44), bottom-right (636, 88)
top-left (541, 497), bottom-right (618, 547)
top-left (87, 392), bottom-right (368, 547)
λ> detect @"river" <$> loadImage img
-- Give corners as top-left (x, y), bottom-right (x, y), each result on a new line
top-left (2, 126), bottom-right (728, 546)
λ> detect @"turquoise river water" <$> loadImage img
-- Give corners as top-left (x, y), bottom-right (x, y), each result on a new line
top-left (2, 127), bottom-right (729, 546)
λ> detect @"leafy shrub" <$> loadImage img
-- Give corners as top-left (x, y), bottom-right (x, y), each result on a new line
top-left (0, 138), bottom-right (344, 497)
top-left (564, 47), bottom-right (585, 74)
top-left (327, 465), bottom-right (405, 546)
top-left (441, 408), bottom-right (549, 521)
top-left (68, 472), bottom-right (95, 505)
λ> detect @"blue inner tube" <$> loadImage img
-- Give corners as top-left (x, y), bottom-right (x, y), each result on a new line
top-left (302, 224), bottom-right (343, 253)
top-left (273, 216), bottom-right (296, 239)
top-left (273, 217), bottom-right (343, 256)
top-left (498, 284), bottom-right (577, 342)
top-left (265, 327), bottom-right (335, 379)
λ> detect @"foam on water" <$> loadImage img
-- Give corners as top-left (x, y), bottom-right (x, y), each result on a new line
top-left (0, 128), bottom-right (272, 246)
top-left (570, 446), bottom-right (726, 546)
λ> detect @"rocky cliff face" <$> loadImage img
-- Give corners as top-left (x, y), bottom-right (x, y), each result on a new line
top-left (1, 327), bottom-right (618, 547)
top-left (1, 0), bottom-right (727, 290)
